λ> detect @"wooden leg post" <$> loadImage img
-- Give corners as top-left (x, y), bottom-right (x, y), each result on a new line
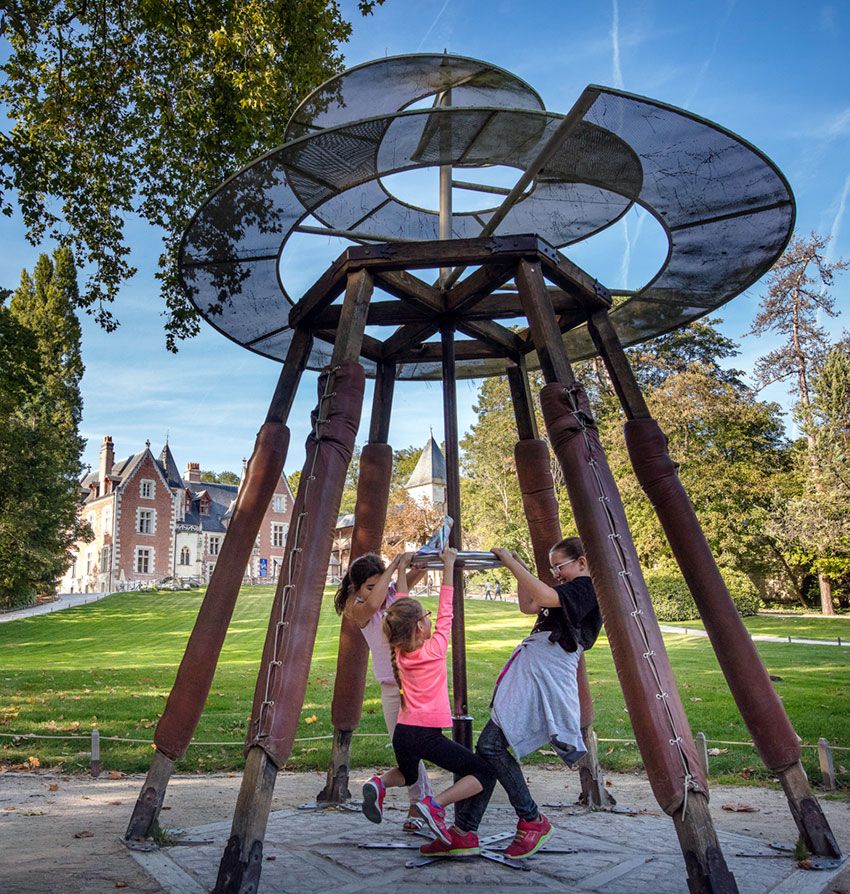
top-left (125, 328), bottom-right (312, 843)
top-left (318, 359), bottom-right (397, 805)
top-left (214, 270), bottom-right (372, 894)
top-left (518, 261), bottom-right (737, 893)
top-left (442, 324), bottom-right (473, 750)
top-left (507, 359), bottom-right (613, 807)
top-left (588, 309), bottom-right (840, 859)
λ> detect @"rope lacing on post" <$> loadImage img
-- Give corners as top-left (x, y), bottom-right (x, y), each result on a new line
top-left (256, 366), bottom-right (341, 741)
top-left (561, 382), bottom-right (697, 818)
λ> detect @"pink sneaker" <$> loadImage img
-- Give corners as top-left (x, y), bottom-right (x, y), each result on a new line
top-left (416, 796), bottom-right (451, 844)
top-left (420, 826), bottom-right (480, 857)
top-left (362, 776), bottom-right (386, 824)
top-left (503, 814), bottom-right (552, 859)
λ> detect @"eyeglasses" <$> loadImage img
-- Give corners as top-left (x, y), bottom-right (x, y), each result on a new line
top-left (419, 610), bottom-right (432, 622)
top-left (549, 557), bottom-right (578, 577)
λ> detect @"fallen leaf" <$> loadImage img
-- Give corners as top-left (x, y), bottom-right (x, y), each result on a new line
top-left (21, 810), bottom-right (46, 816)
top-left (27, 756), bottom-right (41, 768)
top-left (707, 748), bottom-right (729, 756)
top-left (107, 770), bottom-right (125, 779)
top-left (740, 767), bottom-right (754, 779)
top-left (689, 697), bottom-right (703, 702)
top-left (797, 858), bottom-right (813, 870)
top-left (115, 883), bottom-right (128, 889)
top-left (108, 800), bottom-right (122, 806)
top-left (721, 802), bottom-right (758, 813)
top-left (304, 714), bottom-right (318, 725)
top-left (74, 830), bottom-right (94, 838)
top-left (48, 784), bottom-right (59, 792)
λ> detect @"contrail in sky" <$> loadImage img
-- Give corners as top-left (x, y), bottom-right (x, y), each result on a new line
top-left (611, 0), bottom-right (624, 88)
top-left (417, 0), bottom-right (451, 52)
top-left (827, 172), bottom-right (850, 261)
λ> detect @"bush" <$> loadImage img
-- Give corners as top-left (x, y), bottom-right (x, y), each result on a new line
top-left (643, 567), bottom-right (761, 622)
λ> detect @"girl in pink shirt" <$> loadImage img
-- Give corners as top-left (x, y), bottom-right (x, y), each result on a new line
top-left (361, 548), bottom-right (495, 849)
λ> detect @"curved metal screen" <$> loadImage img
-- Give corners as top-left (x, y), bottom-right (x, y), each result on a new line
top-left (178, 54), bottom-right (794, 380)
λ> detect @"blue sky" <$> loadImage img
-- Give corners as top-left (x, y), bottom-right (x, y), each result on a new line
top-left (1, 0), bottom-right (848, 479)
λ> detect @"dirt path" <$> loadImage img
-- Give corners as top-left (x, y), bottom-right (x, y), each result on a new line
top-left (0, 768), bottom-right (847, 893)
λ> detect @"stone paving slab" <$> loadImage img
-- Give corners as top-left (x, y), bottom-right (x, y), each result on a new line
top-left (129, 801), bottom-right (846, 894)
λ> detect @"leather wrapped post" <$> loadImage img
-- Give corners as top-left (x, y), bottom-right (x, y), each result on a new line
top-left (515, 437), bottom-right (612, 806)
top-left (125, 422), bottom-right (290, 842)
top-left (246, 363), bottom-right (365, 767)
top-left (625, 417), bottom-right (840, 857)
top-left (540, 382), bottom-right (707, 816)
top-left (318, 442), bottom-right (393, 804)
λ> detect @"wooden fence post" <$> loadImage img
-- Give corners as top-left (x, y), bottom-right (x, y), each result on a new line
top-left (91, 728), bottom-right (101, 778)
top-left (818, 738), bottom-right (836, 790)
top-left (696, 732), bottom-right (709, 778)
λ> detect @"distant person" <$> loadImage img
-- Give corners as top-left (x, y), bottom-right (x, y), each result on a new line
top-left (361, 548), bottom-right (495, 851)
top-left (484, 580), bottom-right (492, 600)
top-left (494, 580), bottom-right (502, 600)
top-left (420, 537), bottom-right (602, 860)
top-left (334, 551), bottom-right (432, 832)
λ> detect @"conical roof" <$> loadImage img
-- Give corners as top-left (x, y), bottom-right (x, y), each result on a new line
top-left (405, 436), bottom-right (447, 489)
top-left (158, 441), bottom-right (184, 488)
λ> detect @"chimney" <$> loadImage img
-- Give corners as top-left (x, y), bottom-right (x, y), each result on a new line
top-left (185, 462), bottom-right (202, 484)
top-left (99, 436), bottom-right (114, 497)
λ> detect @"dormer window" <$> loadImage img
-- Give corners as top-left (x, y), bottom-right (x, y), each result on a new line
top-left (140, 479), bottom-right (155, 499)
top-left (273, 494), bottom-right (286, 513)
top-left (200, 494), bottom-right (211, 516)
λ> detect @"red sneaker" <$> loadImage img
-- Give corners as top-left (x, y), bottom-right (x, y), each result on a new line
top-left (503, 814), bottom-right (552, 859)
top-left (362, 776), bottom-right (386, 824)
top-left (420, 827), bottom-right (480, 857)
top-left (416, 796), bottom-right (451, 844)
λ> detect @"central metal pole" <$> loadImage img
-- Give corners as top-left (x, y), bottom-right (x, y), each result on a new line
top-left (439, 86), bottom-right (453, 288)
top-left (441, 323), bottom-right (472, 750)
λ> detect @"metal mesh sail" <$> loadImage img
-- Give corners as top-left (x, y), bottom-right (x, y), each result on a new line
top-left (178, 53), bottom-right (794, 380)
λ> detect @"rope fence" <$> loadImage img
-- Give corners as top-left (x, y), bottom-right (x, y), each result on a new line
top-left (2, 729), bottom-right (847, 789)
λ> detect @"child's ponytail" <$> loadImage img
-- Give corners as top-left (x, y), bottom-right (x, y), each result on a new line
top-left (382, 597), bottom-right (425, 707)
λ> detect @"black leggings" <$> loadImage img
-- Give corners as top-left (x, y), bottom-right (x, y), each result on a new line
top-left (393, 723), bottom-right (495, 790)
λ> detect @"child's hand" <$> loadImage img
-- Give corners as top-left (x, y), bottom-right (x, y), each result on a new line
top-left (398, 551), bottom-right (415, 569)
top-left (491, 547), bottom-right (513, 565)
top-left (440, 546), bottom-right (457, 565)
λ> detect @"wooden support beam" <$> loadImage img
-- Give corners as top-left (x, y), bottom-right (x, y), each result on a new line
top-left (330, 269), bottom-right (374, 367)
top-left (369, 361), bottom-right (396, 444)
top-left (288, 253), bottom-right (351, 327)
top-left (316, 328), bottom-right (383, 364)
top-left (265, 327), bottom-right (313, 423)
top-left (539, 251), bottom-right (612, 312)
top-left (587, 310), bottom-right (651, 419)
top-left (401, 339), bottom-right (501, 363)
top-left (313, 300), bottom-right (430, 328)
top-left (456, 318), bottom-right (525, 358)
top-left (507, 358), bottom-right (538, 440)
top-left (373, 268), bottom-right (443, 312)
top-left (516, 259), bottom-right (576, 386)
top-left (383, 320), bottom-right (441, 360)
top-left (446, 261), bottom-right (516, 313)
top-left (671, 793), bottom-right (739, 893)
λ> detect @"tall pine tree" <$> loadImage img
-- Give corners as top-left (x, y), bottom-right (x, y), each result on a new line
top-left (0, 247), bottom-right (88, 607)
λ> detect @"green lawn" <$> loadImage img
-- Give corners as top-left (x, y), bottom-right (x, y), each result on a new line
top-left (676, 614), bottom-right (850, 643)
top-left (1, 588), bottom-right (848, 790)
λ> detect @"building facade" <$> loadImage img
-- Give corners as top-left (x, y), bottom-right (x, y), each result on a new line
top-left (60, 436), bottom-right (294, 593)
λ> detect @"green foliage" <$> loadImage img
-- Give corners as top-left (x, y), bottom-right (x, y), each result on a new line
top-left (643, 568), bottom-right (761, 622)
top-left (0, 1), bottom-right (382, 347)
top-left (200, 470), bottom-right (240, 485)
top-left (0, 248), bottom-right (88, 608)
top-left (391, 445), bottom-right (424, 490)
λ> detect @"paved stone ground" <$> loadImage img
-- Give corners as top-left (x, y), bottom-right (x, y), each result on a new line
top-left (131, 795), bottom-right (847, 894)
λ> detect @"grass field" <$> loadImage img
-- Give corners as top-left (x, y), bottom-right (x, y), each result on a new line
top-left (678, 614), bottom-right (850, 642)
top-left (1, 587), bottom-right (848, 789)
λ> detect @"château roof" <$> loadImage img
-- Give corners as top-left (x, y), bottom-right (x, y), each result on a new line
top-left (158, 442), bottom-right (184, 489)
top-left (405, 436), bottom-right (446, 489)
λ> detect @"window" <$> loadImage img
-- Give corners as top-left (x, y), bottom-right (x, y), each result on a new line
top-left (272, 494), bottom-right (286, 513)
top-left (272, 522), bottom-right (286, 548)
top-left (100, 545), bottom-right (111, 573)
top-left (102, 508), bottom-right (112, 535)
top-left (180, 546), bottom-right (191, 565)
top-left (86, 552), bottom-right (94, 574)
top-left (137, 508), bottom-right (154, 534)
top-left (200, 495), bottom-right (210, 516)
top-left (140, 479), bottom-right (155, 499)
top-left (208, 536), bottom-right (221, 556)
top-left (135, 547), bottom-right (151, 574)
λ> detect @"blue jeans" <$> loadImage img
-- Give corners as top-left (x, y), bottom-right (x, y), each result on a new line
top-left (454, 719), bottom-right (539, 832)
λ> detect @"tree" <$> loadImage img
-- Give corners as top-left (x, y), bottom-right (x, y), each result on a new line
top-left (200, 470), bottom-right (240, 485)
top-left (751, 233), bottom-right (849, 613)
top-left (0, 1), bottom-right (383, 348)
top-left (1, 248), bottom-right (88, 607)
